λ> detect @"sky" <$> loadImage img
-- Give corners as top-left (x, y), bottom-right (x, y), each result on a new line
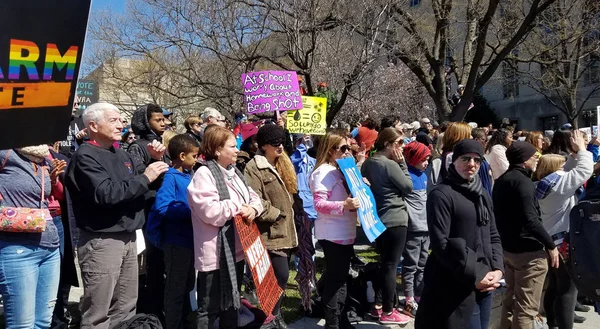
top-left (91, 0), bottom-right (126, 13)
top-left (79, 0), bottom-right (127, 77)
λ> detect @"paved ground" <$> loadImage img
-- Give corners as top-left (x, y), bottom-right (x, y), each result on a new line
top-left (67, 250), bottom-right (600, 329)
top-left (2, 245), bottom-right (598, 329)
top-left (288, 312), bottom-right (600, 329)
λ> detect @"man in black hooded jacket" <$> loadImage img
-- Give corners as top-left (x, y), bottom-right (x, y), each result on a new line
top-left (128, 104), bottom-right (168, 323)
top-left (129, 104), bottom-right (168, 168)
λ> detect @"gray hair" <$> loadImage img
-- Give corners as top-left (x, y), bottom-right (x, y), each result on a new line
top-left (201, 107), bottom-right (223, 121)
top-left (82, 102), bottom-right (120, 127)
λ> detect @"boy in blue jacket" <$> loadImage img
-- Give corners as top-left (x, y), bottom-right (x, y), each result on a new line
top-left (147, 134), bottom-right (199, 329)
top-left (401, 141), bottom-right (431, 318)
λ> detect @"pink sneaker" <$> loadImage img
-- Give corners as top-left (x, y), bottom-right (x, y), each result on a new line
top-left (370, 306), bottom-right (382, 319)
top-left (379, 309), bottom-right (410, 325)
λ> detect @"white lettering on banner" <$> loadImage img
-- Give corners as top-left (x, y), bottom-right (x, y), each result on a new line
top-left (246, 236), bottom-right (269, 284)
top-left (255, 251), bottom-right (271, 284)
top-left (343, 168), bottom-right (361, 189)
top-left (357, 187), bottom-right (376, 229)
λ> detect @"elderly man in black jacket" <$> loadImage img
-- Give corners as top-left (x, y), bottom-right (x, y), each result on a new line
top-left (66, 102), bottom-right (168, 329)
top-left (416, 139), bottom-right (504, 329)
top-left (493, 141), bottom-right (559, 329)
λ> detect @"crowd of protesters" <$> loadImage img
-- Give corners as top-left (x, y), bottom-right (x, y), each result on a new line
top-left (0, 100), bottom-right (599, 329)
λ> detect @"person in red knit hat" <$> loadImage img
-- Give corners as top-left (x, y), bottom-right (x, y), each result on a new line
top-left (401, 141), bottom-right (431, 318)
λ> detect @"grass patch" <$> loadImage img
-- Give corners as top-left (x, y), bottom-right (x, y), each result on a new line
top-left (281, 247), bottom-right (381, 324)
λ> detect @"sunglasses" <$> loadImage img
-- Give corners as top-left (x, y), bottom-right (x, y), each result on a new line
top-left (459, 155), bottom-right (482, 165)
top-left (269, 139), bottom-right (285, 147)
top-left (334, 145), bottom-right (351, 153)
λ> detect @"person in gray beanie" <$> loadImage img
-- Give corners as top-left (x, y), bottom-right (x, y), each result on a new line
top-left (493, 141), bottom-right (558, 329)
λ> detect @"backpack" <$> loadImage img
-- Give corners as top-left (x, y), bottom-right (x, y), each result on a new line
top-left (112, 314), bottom-right (163, 329)
top-left (307, 262), bottom-right (380, 320)
top-left (568, 199), bottom-right (600, 301)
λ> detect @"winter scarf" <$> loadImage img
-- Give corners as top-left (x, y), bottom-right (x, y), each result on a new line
top-left (16, 145), bottom-right (50, 164)
top-left (204, 159), bottom-right (244, 311)
top-left (445, 164), bottom-right (491, 226)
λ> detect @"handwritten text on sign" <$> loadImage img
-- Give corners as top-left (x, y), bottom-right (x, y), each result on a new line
top-left (234, 215), bottom-right (283, 315)
top-left (286, 96), bottom-right (327, 135)
top-left (241, 70), bottom-right (303, 114)
top-left (336, 158), bottom-right (387, 242)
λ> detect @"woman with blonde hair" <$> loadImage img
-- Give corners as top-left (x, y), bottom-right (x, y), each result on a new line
top-left (162, 130), bottom-right (178, 159)
top-left (244, 124), bottom-right (299, 328)
top-left (309, 131), bottom-right (360, 329)
top-left (526, 131), bottom-right (544, 156)
top-left (534, 130), bottom-right (593, 329)
top-left (427, 122), bottom-right (472, 191)
top-left (187, 126), bottom-right (263, 329)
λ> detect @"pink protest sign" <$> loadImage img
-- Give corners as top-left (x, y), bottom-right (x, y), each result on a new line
top-left (241, 71), bottom-right (303, 114)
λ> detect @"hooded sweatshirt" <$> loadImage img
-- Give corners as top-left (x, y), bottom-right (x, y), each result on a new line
top-left (406, 166), bottom-right (428, 232)
top-left (535, 150), bottom-right (593, 237)
top-left (128, 106), bottom-right (168, 170)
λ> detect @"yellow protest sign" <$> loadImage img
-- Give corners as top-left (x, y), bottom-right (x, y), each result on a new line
top-left (286, 96), bottom-right (327, 135)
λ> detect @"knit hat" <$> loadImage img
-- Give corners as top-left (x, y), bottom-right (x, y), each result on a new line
top-left (506, 141), bottom-right (537, 165)
top-left (452, 139), bottom-right (484, 163)
top-left (403, 141), bottom-right (431, 167)
top-left (256, 123), bottom-right (286, 147)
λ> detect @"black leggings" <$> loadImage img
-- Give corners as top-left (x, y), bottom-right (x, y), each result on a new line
top-left (375, 226), bottom-right (407, 312)
top-left (269, 251), bottom-right (290, 316)
top-left (543, 258), bottom-right (577, 329)
top-left (320, 240), bottom-right (354, 329)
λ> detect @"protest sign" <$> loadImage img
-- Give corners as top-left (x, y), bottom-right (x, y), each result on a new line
top-left (286, 96), bottom-right (327, 135)
top-left (240, 122), bottom-right (259, 141)
top-left (241, 70), bottom-right (303, 114)
top-left (75, 79), bottom-right (99, 115)
top-left (579, 127), bottom-right (592, 137)
top-left (336, 157), bottom-right (387, 242)
top-left (234, 215), bottom-right (283, 315)
top-left (596, 105), bottom-right (600, 137)
top-left (0, 0), bottom-right (92, 150)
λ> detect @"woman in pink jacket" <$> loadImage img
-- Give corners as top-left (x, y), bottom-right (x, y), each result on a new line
top-left (187, 126), bottom-right (263, 329)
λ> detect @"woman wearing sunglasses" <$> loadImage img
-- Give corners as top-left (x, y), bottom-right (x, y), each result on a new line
top-left (309, 131), bottom-right (360, 329)
top-left (361, 128), bottom-right (413, 325)
top-left (244, 124), bottom-right (299, 328)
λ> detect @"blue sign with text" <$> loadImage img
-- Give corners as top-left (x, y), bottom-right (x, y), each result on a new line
top-left (336, 157), bottom-right (386, 242)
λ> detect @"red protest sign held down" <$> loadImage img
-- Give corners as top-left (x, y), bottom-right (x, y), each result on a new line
top-left (234, 215), bottom-right (283, 316)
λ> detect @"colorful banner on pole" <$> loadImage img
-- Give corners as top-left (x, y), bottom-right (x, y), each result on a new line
top-left (234, 215), bottom-right (283, 316)
top-left (286, 96), bottom-right (327, 135)
top-left (336, 157), bottom-right (387, 242)
top-left (0, 0), bottom-right (92, 150)
top-left (241, 70), bottom-right (303, 114)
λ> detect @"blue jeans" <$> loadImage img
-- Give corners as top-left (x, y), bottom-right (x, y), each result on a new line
top-left (53, 216), bottom-right (65, 258)
top-left (468, 291), bottom-right (493, 329)
top-left (0, 241), bottom-right (61, 329)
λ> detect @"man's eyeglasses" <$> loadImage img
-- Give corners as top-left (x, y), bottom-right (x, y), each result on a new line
top-left (334, 145), bottom-right (351, 153)
top-left (459, 156), bottom-right (482, 165)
